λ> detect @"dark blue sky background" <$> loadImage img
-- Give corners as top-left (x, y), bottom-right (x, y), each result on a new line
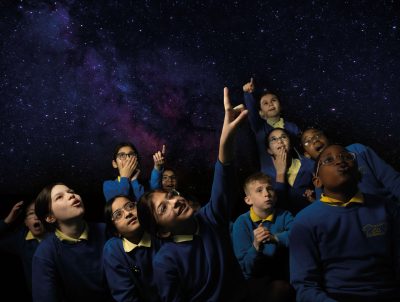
top-left (1, 0), bottom-right (399, 209)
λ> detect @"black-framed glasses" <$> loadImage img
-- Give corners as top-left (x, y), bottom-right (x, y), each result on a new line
top-left (166, 189), bottom-right (180, 200)
top-left (112, 202), bottom-right (136, 221)
top-left (303, 132), bottom-right (323, 147)
top-left (316, 152), bottom-right (356, 176)
top-left (116, 152), bottom-right (137, 160)
top-left (269, 134), bottom-right (289, 144)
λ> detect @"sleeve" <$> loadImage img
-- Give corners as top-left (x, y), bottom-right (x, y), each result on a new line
top-left (201, 160), bottom-right (234, 227)
top-left (289, 221), bottom-right (337, 302)
top-left (362, 144), bottom-right (400, 201)
top-left (103, 178), bottom-right (144, 202)
top-left (131, 179), bottom-right (144, 201)
top-left (149, 167), bottom-right (162, 190)
top-left (153, 257), bottom-right (184, 302)
top-left (243, 92), bottom-right (263, 133)
top-left (103, 241), bottom-right (139, 302)
top-left (274, 211), bottom-right (294, 247)
top-left (32, 248), bottom-right (61, 302)
top-left (231, 216), bottom-right (260, 279)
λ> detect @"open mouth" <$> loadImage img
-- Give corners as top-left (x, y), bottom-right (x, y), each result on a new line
top-left (314, 143), bottom-right (325, 153)
top-left (177, 204), bottom-right (187, 216)
top-left (33, 222), bottom-right (41, 228)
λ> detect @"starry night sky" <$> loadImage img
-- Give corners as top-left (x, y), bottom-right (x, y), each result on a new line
top-left (1, 0), bottom-right (400, 215)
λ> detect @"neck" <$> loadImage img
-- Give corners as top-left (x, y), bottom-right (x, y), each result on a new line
top-left (253, 207), bottom-right (273, 220)
top-left (58, 219), bottom-right (86, 239)
top-left (125, 228), bottom-right (144, 245)
top-left (323, 185), bottom-right (358, 203)
top-left (173, 217), bottom-right (197, 236)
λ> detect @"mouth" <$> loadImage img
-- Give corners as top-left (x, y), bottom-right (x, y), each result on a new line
top-left (71, 199), bottom-right (81, 207)
top-left (177, 204), bottom-right (187, 216)
top-left (33, 222), bottom-right (41, 228)
top-left (337, 164), bottom-right (351, 174)
top-left (127, 216), bottom-right (138, 225)
top-left (314, 143), bottom-right (325, 153)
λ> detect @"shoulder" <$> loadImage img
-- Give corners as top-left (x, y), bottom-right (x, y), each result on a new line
top-left (293, 201), bottom-right (325, 223)
top-left (234, 211), bottom-right (250, 224)
top-left (346, 143), bottom-right (368, 153)
top-left (34, 233), bottom-right (58, 258)
top-left (104, 237), bottom-right (122, 252)
top-left (275, 208), bottom-right (294, 219)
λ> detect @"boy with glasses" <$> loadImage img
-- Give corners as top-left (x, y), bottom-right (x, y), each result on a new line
top-left (301, 127), bottom-right (400, 202)
top-left (103, 142), bottom-right (165, 202)
top-left (103, 195), bottom-right (161, 302)
top-left (290, 144), bottom-right (400, 302)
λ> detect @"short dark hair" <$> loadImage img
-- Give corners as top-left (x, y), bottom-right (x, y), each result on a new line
top-left (113, 142), bottom-right (140, 161)
top-left (266, 127), bottom-right (292, 148)
top-left (35, 182), bottom-right (64, 231)
top-left (137, 189), bottom-right (168, 237)
top-left (243, 172), bottom-right (272, 195)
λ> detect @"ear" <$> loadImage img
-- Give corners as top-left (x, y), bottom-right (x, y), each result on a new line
top-left (312, 175), bottom-right (323, 188)
top-left (45, 214), bottom-right (56, 224)
top-left (112, 160), bottom-right (118, 169)
top-left (244, 195), bottom-right (253, 206)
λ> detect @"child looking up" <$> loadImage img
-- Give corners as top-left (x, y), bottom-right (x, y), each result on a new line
top-left (103, 143), bottom-right (165, 202)
top-left (290, 144), bottom-right (400, 302)
top-left (103, 195), bottom-right (160, 302)
top-left (243, 78), bottom-right (300, 172)
top-left (232, 172), bottom-right (295, 302)
top-left (137, 87), bottom-right (248, 301)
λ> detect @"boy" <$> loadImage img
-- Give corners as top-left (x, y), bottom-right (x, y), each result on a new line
top-left (232, 172), bottom-right (295, 302)
top-left (137, 87), bottom-right (248, 301)
top-left (243, 78), bottom-right (300, 172)
top-left (290, 144), bottom-right (400, 302)
top-left (103, 143), bottom-right (165, 202)
top-left (301, 127), bottom-right (400, 202)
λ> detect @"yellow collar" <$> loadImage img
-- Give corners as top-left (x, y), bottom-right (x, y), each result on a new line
top-left (250, 207), bottom-right (274, 223)
top-left (55, 224), bottom-right (89, 243)
top-left (320, 191), bottom-right (364, 207)
top-left (123, 232), bottom-right (151, 252)
top-left (266, 117), bottom-right (284, 128)
top-left (25, 231), bottom-right (42, 242)
top-left (287, 158), bottom-right (301, 187)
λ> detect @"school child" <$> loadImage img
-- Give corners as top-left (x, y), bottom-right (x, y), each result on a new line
top-left (243, 78), bottom-right (300, 172)
top-left (161, 168), bottom-right (177, 192)
top-left (0, 200), bottom-right (46, 293)
top-left (290, 144), bottom-right (400, 302)
top-left (32, 183), bottom-right (113, 302)
top-left (103, 195), bottom-right (160, 302)
top-left (231, 172), bottom-right (295, 302)
top-left (136, 87), bottom-right (248, 301)
top-left (301, 127), bottom-right (400, 202)
top-left (265, 128), bottom-right (314, 214)
top-left (103, 142), bottom-right (165, 202)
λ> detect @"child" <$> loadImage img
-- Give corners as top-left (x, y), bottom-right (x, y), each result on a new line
top-left (232, 172), bottom-right (295, 302)
top-left (290, 144), bottom-right (400, 302)
top-left (0, 200), bottom-right (46, 293)
top-left (103, 195), bottom-right (160, 302)
top-left (161, 168), bottom-right (177, 192)
top-left (243, 78), bottom-right (300, 172)
top-left (137, 87), bottom-right (248, 301)
top-left (103, 142), bottom-right (165, 202)
top-left (32, 183), bottom-right (113, 302)
top-left (265, 128), bottom-right (314, 214)
top-left (301, 127), bottom-right (400, 202)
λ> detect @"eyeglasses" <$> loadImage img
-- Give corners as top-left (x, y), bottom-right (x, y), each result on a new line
top-left (116, 152), bottom-right (137, 160)
top-left (303, 132), bottom-right (323, 147)
top-left (166, 189), bottom-right (180, 200)
top-left (315, 152), bottom-right (356, 176)
top-left (162, 175), bottom-right (176, 181)
top-left (111, 202), bottom-right (136, 221)
top-left (269, 134), bottom-right (289, 144)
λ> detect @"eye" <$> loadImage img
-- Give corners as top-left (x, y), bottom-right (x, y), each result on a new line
top-left (322, 156), bottom-right (334, 165)
top-left (158, 203), bottom-right (167, 215)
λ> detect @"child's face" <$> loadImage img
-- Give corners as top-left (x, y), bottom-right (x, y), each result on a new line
top-left (162, 170), bottom-right (177, 191)
top-left (259, 94), bottom-right (281, 119)
top-left (314, 145), bottom-right (358, 191)
top-left (24, 202), bottom-right (45, 237)
top-left (301, 129), bottom-right (329, 159)
top-left (111, 196), bottom-right (140, 238)
top-left (112, 146), bottom-right (138, 170)
top-left (151, 191), bottom-right (194, 233)
top-left (245, 180), bottom-right (276, 212)
top-left (48, 185), bottom-right (85, 224)
top-left (267, 129), bottom-right (291, 156)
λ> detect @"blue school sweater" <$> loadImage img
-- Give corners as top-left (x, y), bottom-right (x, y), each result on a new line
top-left (0, 220), bottom-right (41, 292)
top-left (103, 235), bottom-right (161, 302)
top-left (290, 194), bottom-right (400, 302)
top-left (243, 92), bottom-right (300, 172)
top-left (152, 161), bottom-right (246, 302)
top-left (263, 157), bottom-right (314, 215)
top-left (103, 168), bottom-right (162, 202)
top-left (231, 208), bottom-right (293, 279)
top-left (32, 222), bottom-right (113, 302)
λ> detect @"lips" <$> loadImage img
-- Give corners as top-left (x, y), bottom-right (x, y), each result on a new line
top-left (314, 143), bottom-right (325, 153)
top-left (177, 204), bottom-right (187, 216)
top-left (33, 222), bottom-right (41, 228)
top-left (127, 216), bottom-right (138, 225)
top-left (71, 199), bottom-right (81, 207)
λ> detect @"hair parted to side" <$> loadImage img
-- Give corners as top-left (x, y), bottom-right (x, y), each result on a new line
top-left (137, 189), bottom-right (169, 237)
top-left (35, 182), bottom-right (64, 231)
top-left (243, 172), bottom-right (273, 195)
top-left (104, 194), bottom-right (135, 237)
top-left (113, 142), bottom-right (140, 161)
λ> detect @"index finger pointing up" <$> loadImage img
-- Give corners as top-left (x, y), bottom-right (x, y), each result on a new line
top-left (224, 87), bottom-right (231, 110)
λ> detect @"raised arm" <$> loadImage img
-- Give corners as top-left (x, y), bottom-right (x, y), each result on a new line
top-left (149, 145), bottom-right (165, 190)
top-left (243, 78), bottom-right (264, 132)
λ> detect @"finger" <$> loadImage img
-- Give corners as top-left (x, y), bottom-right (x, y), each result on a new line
top-left (250, 77), bottom-right (254, 85)
top-left (229, 109), bottom-right (248, 128)
top-left (161, 144), bottom-right (166, 155)
top-left (233, 104), bottom-right (245, 111)
top-left (223, 87), bottom-right (231, 110)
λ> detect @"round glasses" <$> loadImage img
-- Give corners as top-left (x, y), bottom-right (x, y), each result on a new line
top-left (316, 152), bottom-right (356, 176)
top-left (116, 152), bottom-right (137, 160)
top-left (111, 202), bottom-right (136, 221)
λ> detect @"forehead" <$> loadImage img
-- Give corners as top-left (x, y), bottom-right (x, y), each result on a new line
top-left (247, 179), bottom-right (271, 189)
top-left (260, 93), bottom-right (278, 103)
top-left (320, 145), bottom-right (346, 157)
top-left (302, 129), bottom-right (321, 140)
top-left (117, 146), bottom-right (135, 153)
top-left (163, 170), bottom-right (175, 177)
top-left (51, 184), bottom-right (69, 199)
top-left (26, 202), bottom-right (35, 213)
top-left (112, 196), bottom-right (131, 210)
top-left (269, 129), bottom-right (285, 138)
top-left (151, 192), bottom-right (168, 206)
